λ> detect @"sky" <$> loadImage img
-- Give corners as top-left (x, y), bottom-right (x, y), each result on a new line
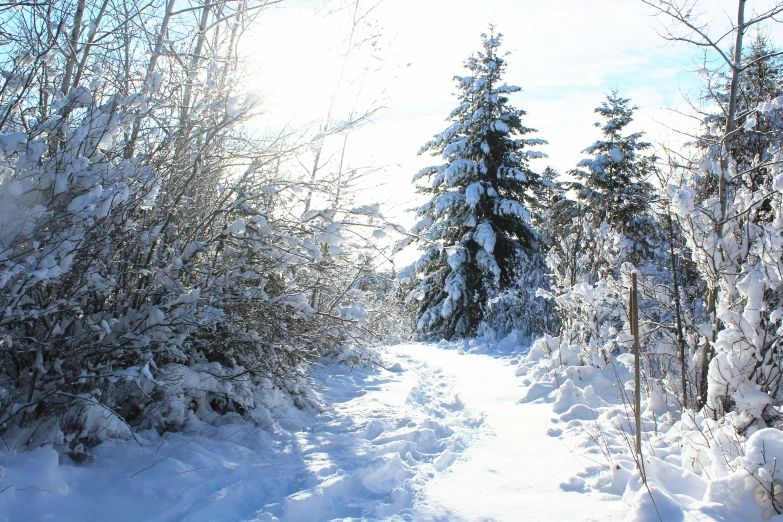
top-left (242, 0), bottom-right (783, 262)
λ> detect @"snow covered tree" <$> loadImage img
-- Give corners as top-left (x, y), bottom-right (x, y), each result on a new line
top-left (571, 92), bottom-right (658, 257)
top-left (0, 0), bottom-right (397, 450)
top-left (699, 36), bottom-right (783, 215)
top-left (681, 36), bottom-right (783, 415)
top-left (532, 166), bottom-right (579, 243)
top-left (534, 167), bottom-right (564, 226)
top-left (645, 0), bottom-right (783, 422)
top-left (398, 29), bottom-right (548, 340)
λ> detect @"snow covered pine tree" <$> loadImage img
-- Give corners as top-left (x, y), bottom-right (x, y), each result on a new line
top-left (571, 91), bottom-right (657, 259)
top-left (398, 29), bottom-right (547, 340)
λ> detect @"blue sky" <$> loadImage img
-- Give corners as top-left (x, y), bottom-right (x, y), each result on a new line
top-left (244, 0), bottom-right (782, 240)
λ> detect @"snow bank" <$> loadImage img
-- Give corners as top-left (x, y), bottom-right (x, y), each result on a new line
top-left (516, 334), bottom-right (781, 522)
top-left (702, 428), bottom-right (783, 519)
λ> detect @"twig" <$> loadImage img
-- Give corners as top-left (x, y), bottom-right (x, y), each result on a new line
top-left (129, 454), bottom-right (173, 478)
top-left (179, 466), bottom-right (207, 475)
top-left (156, 434), bottom-right (168, 455)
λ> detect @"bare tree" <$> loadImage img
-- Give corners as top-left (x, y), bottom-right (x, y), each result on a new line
top-left (642, 0), bottom-right (783, 410)
top-left (0, 0), bottom-right (398, 451)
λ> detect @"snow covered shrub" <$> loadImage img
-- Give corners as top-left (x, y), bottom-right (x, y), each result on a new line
top-left (0, 0), bottom-right (391, 449)
top-left (478, 252), bottom-right (558, 341)
top-left (0, 100), bottom-right (324, 445)
top-left (669, 152), bottom-right (783, 420)
top-left (666, 55), bottom-right (783, 419)
top-left (541, 205), bottom-right (705, 411)
top-left (724, 428), bottom-right (783, 519)
top-left (543, 217), bottom-right (630, 366)
top-left (660, 28), bottom-right (783, 422)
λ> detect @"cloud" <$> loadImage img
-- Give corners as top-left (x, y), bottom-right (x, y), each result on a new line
top-left (244, 0), bottom-right (710, 231)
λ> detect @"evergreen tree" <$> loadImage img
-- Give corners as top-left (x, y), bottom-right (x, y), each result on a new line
top-left (571, 91), bottom-right (657, 255)
top-left (536, 166), bottom-right (565, 214)
top-left (534, 166), bottom-right (580, 243)
top-left (399, 29), bottom-right (547, 340)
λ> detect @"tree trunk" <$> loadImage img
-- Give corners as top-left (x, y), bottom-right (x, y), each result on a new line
top-left (61, 0), bottom-right (87, 96)
top-left (180, 2), bottom-right (213, 124)
top-left (701, 0), bottom-right (746, 412)
top-left (668, 213), bottom-right (688, 409)
top-left (125, 0), bottom-right (177, 159)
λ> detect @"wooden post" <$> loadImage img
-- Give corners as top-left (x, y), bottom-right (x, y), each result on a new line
top-left (631, 272), bottom-right (646, 483)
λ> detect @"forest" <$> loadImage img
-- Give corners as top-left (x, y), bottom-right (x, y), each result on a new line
top-left (1, 0), bottom-right (783, 521)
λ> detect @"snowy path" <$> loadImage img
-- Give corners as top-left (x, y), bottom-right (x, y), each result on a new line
top-left (393, 344), bottom-right (626, 521)
top-left (0, 343), bottom-right (627, 521)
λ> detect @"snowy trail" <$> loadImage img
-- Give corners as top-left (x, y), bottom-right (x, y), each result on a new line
top-left (0, 343), bottom-right (627, 522)
top-left (392, 344), bottom-right (626, 522)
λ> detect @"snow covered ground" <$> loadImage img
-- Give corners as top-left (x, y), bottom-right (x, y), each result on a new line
top-left (0, 340), bottom-right (761, 521)
top-left (401, 343), bottom-right (626, 521)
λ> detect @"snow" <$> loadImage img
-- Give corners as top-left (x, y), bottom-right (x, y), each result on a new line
top-left (732, 379), bottom-right (770, 419)
top-left (277, 293), bottom-right (316, 315)
top-left (338, 301), bottom-right (369, 324)
top-left (474, 220), bottom-right (496, 253)
top-left (403, 343), bottom-right (626, 522)
top-left (2, 339), bottom-right (766, 521)
top-left (608, 145), bottom-right (623, 163)
top-left (0, 341), bottom-right (629, 522)
top-left (496, 199), bottom-right (531, 222)
top-left (170, 288), bottom-right (200, 307)
top-left (465, 181), bottom-right (483, 209)
top-left (224, 219), bottom-right (246, 235)
top-left (315, 222), bottom-right (344, 246)
top-left (516, 337), bottom-right (779, 522)
top-left (148, 71), bottom-right (163, 93)
top-left (446, 245), bottom-right (467, 271)
top-left (0, 132), bottom-right (27, 159)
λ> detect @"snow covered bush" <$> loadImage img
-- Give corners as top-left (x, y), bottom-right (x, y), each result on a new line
top-left (541, 203), bottom-right (708, 412)
top-left (478, 252), bottom-right (558, 342)
top-left (644, 0), bottom-right (783, 426)
top-left (669, 150), bottom-right (783, 421)
top-left (543, 217), bottom-right (630, 367)
top-left (661, 35), bottom-right (783, 421)
top-left (0, 0), bottom-right (395, 451)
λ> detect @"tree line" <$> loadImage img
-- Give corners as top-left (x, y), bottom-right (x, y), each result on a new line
top-left (3, 0), bottom-right (783, 455)
top-left (401, 4), bottom-right (783, 436)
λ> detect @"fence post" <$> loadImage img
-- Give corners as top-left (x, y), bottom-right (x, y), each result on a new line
top-left (631, 271), bottom-right (646, 483)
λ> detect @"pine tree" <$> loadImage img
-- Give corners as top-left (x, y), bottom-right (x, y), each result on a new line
top-left (536, 167), bottom-right (564, 214)
top-left (400, 29), bottom-right (547, 340)
top-left (533, 166), bottom-right (579, 242)
top-left (571, 91), bottom-right (657, 255)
